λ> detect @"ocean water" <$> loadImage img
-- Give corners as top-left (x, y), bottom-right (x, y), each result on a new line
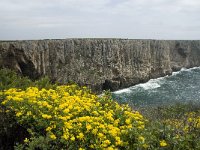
top-left (113, 67), bottom-right (200, 108)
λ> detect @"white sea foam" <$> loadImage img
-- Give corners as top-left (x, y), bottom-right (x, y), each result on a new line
top-left (134, 77), bottom-right (165, 90)
top-left (180, 67), bottom-right (187, 71)
top-left (135, 66), bottom-right (200, 90)
top-left (114, 66), bottom-right (200, 94)
top-left (172, 67), bottom-right (200, 76)
top-left (187, 66), bottom-right (200, 71)
top-left (138, 81), bottom-right (161, 90)
top-left (114, 88), bottom-right (132, 94)
top-left (172, 71), bottom-right (179, 76)
top-left (171, 68), bottom-right (186, 76)
top-left (114, 78), bottom-right (163, 94)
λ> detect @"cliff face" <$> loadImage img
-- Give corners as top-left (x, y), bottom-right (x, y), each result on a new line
top-left (0, 39), bottom-right (200, 93)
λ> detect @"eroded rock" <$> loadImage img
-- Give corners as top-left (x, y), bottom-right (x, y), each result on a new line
top-left (0, 39), bottom-right (200, 93)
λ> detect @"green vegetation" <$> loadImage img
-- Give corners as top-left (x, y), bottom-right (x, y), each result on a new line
top-left (140, 103), bottom-right (200, 149)
top-left (0, 69), bottom-right (200, 149)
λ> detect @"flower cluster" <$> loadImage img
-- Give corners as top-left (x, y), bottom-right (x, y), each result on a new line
top-left (1, 85), bottom-right (146, 149)
top-left (164, 111), bottom-right (200, 133)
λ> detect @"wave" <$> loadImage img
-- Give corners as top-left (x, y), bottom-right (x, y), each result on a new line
top-left (113, 66), bottom-right (200, 107)
top-left (114, 77), bottom-right (164, 94)
top-left (172, 66), bottom-right (200, 76)
top-left (114, 66), bottom-right (200, 94)
top-left (137, 81), bottom-right (161, 90)
top-left (114, 88), bottom-right (132, 94)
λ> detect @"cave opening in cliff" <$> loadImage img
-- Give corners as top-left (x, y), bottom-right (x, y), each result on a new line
top-left (102, 80), bottom-right (112, 91)
top-left (18, 61), bottom-right (39, 80)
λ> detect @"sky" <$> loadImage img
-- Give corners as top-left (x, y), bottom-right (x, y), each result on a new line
top-left (0, 0), bottom-right (200, 40)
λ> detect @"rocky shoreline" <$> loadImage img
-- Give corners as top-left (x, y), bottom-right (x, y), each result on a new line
top-left (0, 39), bottom-right (200, 93)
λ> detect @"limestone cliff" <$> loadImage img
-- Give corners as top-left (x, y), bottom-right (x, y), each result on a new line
top-left (0, 39), bottom-right (200, 93)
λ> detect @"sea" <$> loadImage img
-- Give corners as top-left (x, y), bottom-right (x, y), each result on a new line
top-left (113, 67), bottom-right (200, 108)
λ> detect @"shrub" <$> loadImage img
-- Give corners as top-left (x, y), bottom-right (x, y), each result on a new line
top-left (0, 68), bottom-right (32, 91)
top-left (1, 85), bottom-right (146, 149)
top-left (0, 68), bottom-right (200, 149)
top-left (142, 103), bottom-right (200, 150)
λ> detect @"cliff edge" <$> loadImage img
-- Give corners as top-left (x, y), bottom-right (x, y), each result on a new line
top-left (0, 39), bottom-right (200, 93)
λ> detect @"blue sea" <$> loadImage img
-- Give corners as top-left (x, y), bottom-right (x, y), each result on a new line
top-left (113, 67), bottom-right (200, 108)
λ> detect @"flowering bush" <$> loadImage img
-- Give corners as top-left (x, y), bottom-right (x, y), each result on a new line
top-left (0, 69), bottom-right (200, 149)
top-left (143, 104), bottom-right (200, 150)
top-left (1, 85), bottom-right (146, 149)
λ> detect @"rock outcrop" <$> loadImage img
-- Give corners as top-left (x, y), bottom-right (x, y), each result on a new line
top-left (0, 39), bottom-right (200, 93)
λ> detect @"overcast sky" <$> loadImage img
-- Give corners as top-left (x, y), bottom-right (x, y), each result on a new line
top-left (0, 0), bottom-right (200, 40)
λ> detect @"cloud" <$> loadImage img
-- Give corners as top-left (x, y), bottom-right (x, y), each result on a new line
top-left (0, 0), bottom-right (200, 40)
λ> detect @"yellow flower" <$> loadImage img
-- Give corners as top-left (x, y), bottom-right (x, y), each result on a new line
top-left (160, 140), bottom-right (167, 147)
top-left (115, 137), bottom-right (122, 146)
top-left (1, 100), bottom-right (7, 105)
top-left (125, 119), bottom-right (131, 124)
top-left (12, 97), bottom-right (23, 101)
top-left (2, 84), bottom-right (147, 149)
top-left (64, 122), bottom-right (73, 129)
top-left (188, 117), bottom-right (193, 122)
top-left (109, 129), bottom-right (118, 137)
top-left (77, 133), bottom-right (84, 140)
top-left (6, 95), bottom-right (13, 100)
top-left (86, 124), bottom-right (92, 131)
top-left (104, 140), bottom-right (111, 145)
top-left (49, 134), bottom-right (57, 140)
top-left (99, 124), bottom-right (105, 129)
top-left (24, 138), bottom-right (29, 143)
top-left (26, 111), bottom-right (32, 116)
top-left (98, 133), bottom-right (104, 139)
top-left (63, 108), bottom-right (70, 113)
top-left (89, 145), bottom-right (95, 148)
top-left (107, 147), bottom-right (114, 150)
top-left (138, 136), bottom-right (145, 143)
top-left (46, 127), bottom-right (52, 132)
top-left (62, 134), bottom-right (69, 140)
top-left (102, 140), bottom-right (111, 147)
top-left (16, 112), bottom-right (23, 117)
top-left (42, 114), bottom-right (52, 119)
top-left (142, 144), bottom-right (149, 149)
top-left (114, 119), bottom-right (119, 126)
top-left (138, 125), bottom-right (145, 129)
top-left (92, 129), bottom-right (98, 135)
top-left (78, 123), bottom-right (82, 127)
top-left (70, 136), bottom-right (75, 141)
top-left (92, 111), bottom-right (98, 116)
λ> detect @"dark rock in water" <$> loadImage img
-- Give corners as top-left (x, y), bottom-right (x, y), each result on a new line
top-left (0, 39), bottom-right (200, 93)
